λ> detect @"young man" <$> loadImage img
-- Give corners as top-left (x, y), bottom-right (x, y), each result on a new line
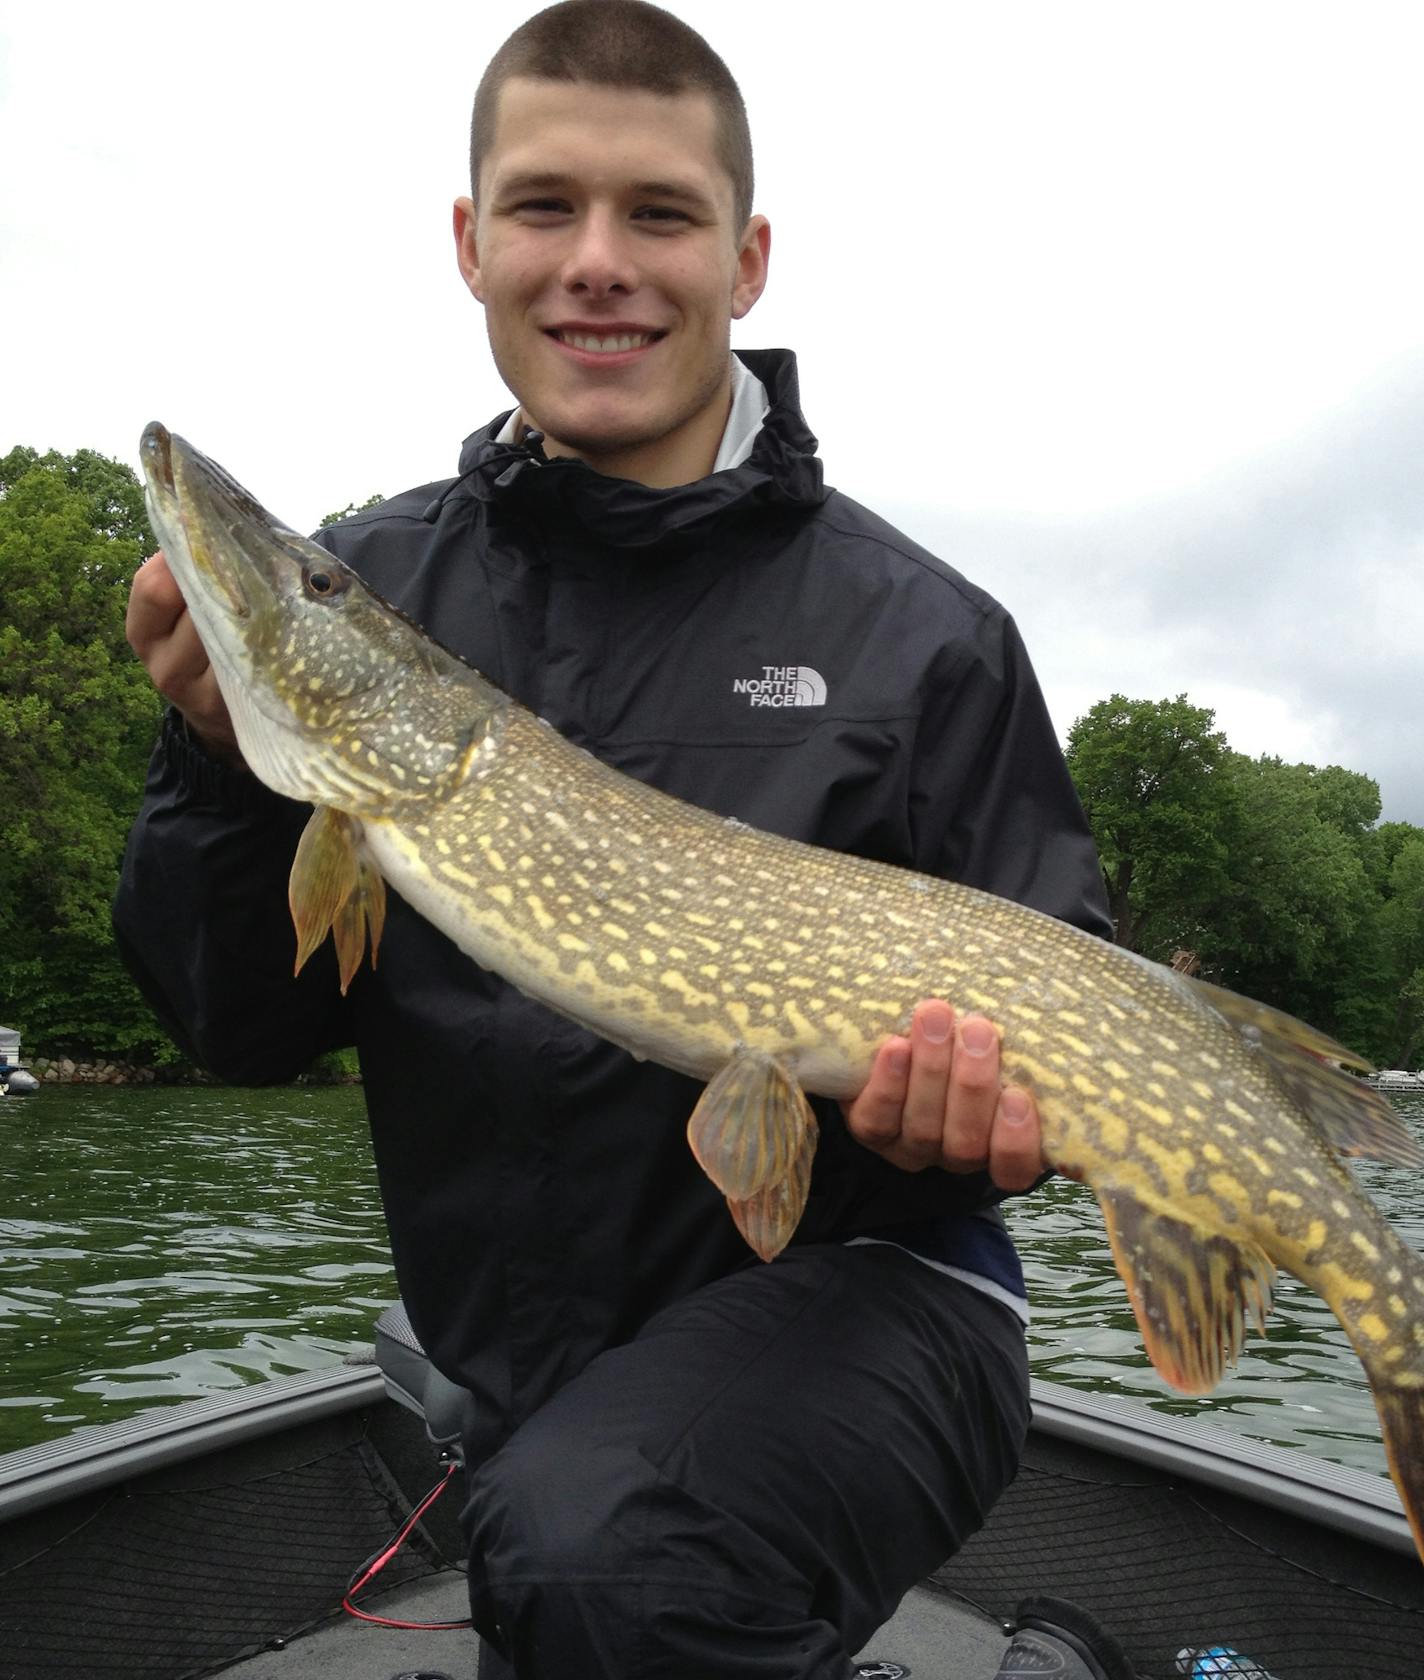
top-left (117, 5), bottom-right (1111, 1675)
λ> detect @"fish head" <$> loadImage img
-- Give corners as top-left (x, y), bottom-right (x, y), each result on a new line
top-left (140, 422), bottom-right (502, 815)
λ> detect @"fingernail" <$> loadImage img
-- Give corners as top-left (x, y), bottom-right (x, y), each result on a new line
top-left (1000, 1088), bottom-right (1030, 1124)
top-left (961, 1015), bottom-right (996, 1057)
top-left (921, 1004), bottom-right (953, 1044)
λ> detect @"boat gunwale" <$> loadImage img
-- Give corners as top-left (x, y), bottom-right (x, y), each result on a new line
top-left (0, 1362), bottom-right (1410, 1557)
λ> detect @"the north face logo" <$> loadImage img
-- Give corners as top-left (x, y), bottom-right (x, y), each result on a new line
top-left (731, 665), bottom-right (828, 708)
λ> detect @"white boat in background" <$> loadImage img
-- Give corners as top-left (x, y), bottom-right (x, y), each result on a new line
top-left (1371, 1069), bottom-right (1424, 1090)
top-left (0, 1026), bottom-right (38, 1096)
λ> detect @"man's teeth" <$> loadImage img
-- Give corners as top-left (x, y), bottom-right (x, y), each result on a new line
top-left (560, 332), bottom-right (655, 353)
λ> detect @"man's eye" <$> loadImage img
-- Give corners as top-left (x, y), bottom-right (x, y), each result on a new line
top-left (634, 206), bottom-right (690, 225)
top-left (515, 199), bottom-right (571, 217)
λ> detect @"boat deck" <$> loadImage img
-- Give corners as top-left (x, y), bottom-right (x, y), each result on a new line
top-left (223, 1571), bottom-right (1010, 1679)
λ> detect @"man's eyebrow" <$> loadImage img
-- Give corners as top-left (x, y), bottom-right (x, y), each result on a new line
top-left (491, 170), bottom-right (719, 214)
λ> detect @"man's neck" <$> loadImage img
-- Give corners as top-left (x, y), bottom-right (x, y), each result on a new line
top-left (519, 372), bottom-right (734, 490)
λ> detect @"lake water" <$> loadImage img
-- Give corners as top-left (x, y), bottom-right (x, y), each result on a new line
top-left (3, 1083), bottom-right (1421, 1478)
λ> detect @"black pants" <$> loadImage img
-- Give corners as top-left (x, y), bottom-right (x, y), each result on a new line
top-left (462, 1242), bottom-right (1029, 1680)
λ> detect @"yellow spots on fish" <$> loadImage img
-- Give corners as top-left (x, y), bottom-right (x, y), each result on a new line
top-left (1358, 1314), bottom-right (1391, 1344)
top-left (1390, 1294), bottom-right (1409, 1317)
top-left (1059, 1032), bottom-right (1094, 1060)
top-left (606, 951), bottom-right (630, 974)
top-left (1202, 1142), bottom-right (1225, 1165)
top-left (436, 860), bottom-right (481, 889)
top-left (645, 921), bottom-right (670, 940)
top-left (1268, 1188), bottom-right (1303, 1210)
top-left (1350, 1232), bottom-right (1380, 1262)
top-left (1183, 1105), bottom-right (1205, 1124)
top-left (1138, 1136), bottom-right (1197, 1182)
top-left (685, 910), bottom-right (716, 928)
top-left (476, 836), bottom-right (507, 872)
top-left (1092, 1109), bottom-right (1129, 1153)
top-left (487, 883), bottom-right (514, 907)
top-left (746, 981), bottom-right (775, 1000)
top-left (1263, 1137), bottom-right (1288, 1157)
top-left (726, 1001), bottom-right (751, 1033)
top-left (1224, 1100), bottom-right (1253, 1125)
top-left (1316, 1263), bottom-right (1375, 1303)
top-left (1131, 1097), bottom-right (1175, 1129)
top-left (1294, 1166), bottom-right (1320, 1189)
top-left (639, 948), bottom-right (658, 967)
top-left (1217, 1122), bottom-right (1239, 1141)
top-left (782, 1001), bottom-right (818, 1042)
top-left (1071, 1072), bottom-right (1102, 1099)
top-left (1190, 1080), bottom-right (1214, 1102)
top-left (1208, 1172), bottom-right (1252, 1214)
top-left (660, 969), bottom-right (716, 1008)
top-left (698, 963), bottom-right (720, 981)
top-left (1242, 1147), bottom-right (1272, 1177)
top-left (742, 934), bottom-right (766, 952)
top-left (1152, 1032), bottom-right (1181, 1054)
top-left (1111, 1034), bottom-right (1144, 1058)
top-left (525, 894), bottom-right (556, 933)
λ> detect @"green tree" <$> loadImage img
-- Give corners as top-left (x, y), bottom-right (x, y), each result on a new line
top-left (1201, 755), bottom-right (1383, 1046)
top-left (0, 446), bottom-right (171, 1059)
top-left (1064, 694), bottom-right (1231, 955)
top-left (319, 492), bottom-right (384, 528)
top-left (1379, 836), bottom-right (1424, 1066)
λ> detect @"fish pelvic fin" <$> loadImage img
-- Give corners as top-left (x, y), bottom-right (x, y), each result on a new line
top-left (1188, 976), bottom-right (1423, 1169)
top-left (687, 1049), bottom-right (819, 1262)
top-left (1097, 1185), bottom-right (1276, 1394)
top-left (289, 806), bottom-right (385, 995)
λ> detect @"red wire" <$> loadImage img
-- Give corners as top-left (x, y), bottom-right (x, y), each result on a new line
top-left (342, 1459), bottom-right (474, 1630)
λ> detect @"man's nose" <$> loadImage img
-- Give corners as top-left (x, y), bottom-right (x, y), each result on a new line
top-left (560, 208), bottom-right (636, 296)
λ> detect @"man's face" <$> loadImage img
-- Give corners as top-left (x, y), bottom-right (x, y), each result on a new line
top-left (455, 77), bottom-right (769, 486)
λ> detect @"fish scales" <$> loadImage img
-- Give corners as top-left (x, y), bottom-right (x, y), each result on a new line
top-left (139, 421), bottom-right (1424, 1565)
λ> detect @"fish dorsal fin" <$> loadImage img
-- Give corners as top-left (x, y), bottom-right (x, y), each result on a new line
top-left (1096, 1185), bottom-right (1277, 1394)
top-left (687, 1050), bottom-right (818, 1262)
top-left (1187, 976), bottom-right (1423, 1169)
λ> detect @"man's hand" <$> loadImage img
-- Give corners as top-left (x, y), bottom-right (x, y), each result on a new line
top-left (127, 551), bottom-right (244, 764)
top-left (842, 1000), bottom-right (1043, 1191)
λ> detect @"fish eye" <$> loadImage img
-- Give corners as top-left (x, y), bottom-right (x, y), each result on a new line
top-left (303, 562), bottom-right (350, 600)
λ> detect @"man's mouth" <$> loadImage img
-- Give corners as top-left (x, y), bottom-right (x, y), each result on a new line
top-left (548, 329), bottom-right (665, 354)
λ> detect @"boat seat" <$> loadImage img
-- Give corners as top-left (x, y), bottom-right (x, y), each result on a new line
top-left (373, 1300), bottom-right (478, 1464)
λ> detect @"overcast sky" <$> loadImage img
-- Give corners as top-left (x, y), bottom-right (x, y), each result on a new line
top-left (4, 1), bottom-right (1421, 821)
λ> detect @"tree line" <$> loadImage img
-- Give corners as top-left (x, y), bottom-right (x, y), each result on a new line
top-left (2, 446), bottom-right (1420, 1072)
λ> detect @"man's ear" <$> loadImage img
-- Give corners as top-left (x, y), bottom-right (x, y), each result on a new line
top-left (731, 215), bottom-right (771, 321)
top-left (454, 197), bottom-right (484, 302)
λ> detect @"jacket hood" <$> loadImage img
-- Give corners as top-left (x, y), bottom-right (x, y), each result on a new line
top-left (430, 348), bottom-right (827, 549)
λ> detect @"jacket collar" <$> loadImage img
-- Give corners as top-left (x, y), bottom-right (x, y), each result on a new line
top-left (429, 349), bottom-right (826, 550)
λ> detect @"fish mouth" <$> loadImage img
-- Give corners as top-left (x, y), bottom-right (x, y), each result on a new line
top-left (142, 421), bottom-right (260, 622)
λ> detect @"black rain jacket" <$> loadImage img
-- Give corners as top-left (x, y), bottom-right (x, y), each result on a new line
top-left (114, 349), bottom-right (1111, 1459)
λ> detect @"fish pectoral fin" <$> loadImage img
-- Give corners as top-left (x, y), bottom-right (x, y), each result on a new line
top-left (1189, 976), bottom-right (1423, 1168)
top-left (289, 807), bottom-right (383, 995)
top-left (332, 856), bottom-right (386, 993)
top-left (687, 1050), bottom-right (819, 1262)
top-left (1096, 1185), bottom-right (1276, 1395)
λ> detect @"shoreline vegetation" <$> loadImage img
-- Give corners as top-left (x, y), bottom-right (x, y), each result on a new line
top-left (4, 443), bottom-right (1422, 1076)
top-left (22, 1053), bottom-right (362, 1087)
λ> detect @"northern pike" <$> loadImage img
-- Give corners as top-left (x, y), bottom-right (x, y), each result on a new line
top-left (140, 421), bottom-right (1424, 1560)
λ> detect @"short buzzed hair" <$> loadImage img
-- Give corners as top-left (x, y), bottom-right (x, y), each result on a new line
top-left (470, 0), bottom-right (754, 230)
